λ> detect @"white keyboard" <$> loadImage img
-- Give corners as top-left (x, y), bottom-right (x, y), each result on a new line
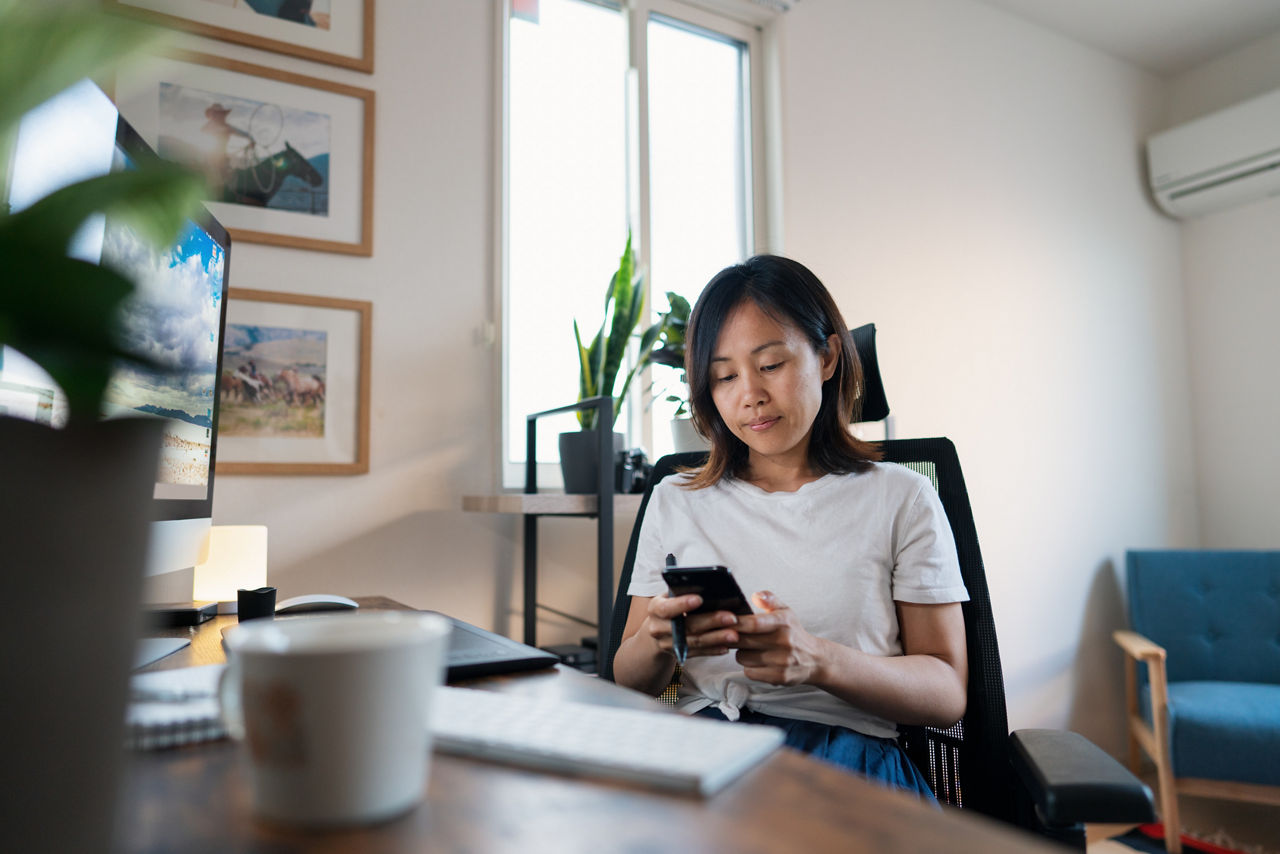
top-left (431, 686), bottom-right (784, 796)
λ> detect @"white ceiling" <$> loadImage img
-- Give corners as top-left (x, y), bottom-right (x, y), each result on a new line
top-left (972, 0), bottom-right (1280, 77)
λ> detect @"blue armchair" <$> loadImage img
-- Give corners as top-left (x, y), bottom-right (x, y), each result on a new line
top-left (1115, 550), bottom-right (1280, 854)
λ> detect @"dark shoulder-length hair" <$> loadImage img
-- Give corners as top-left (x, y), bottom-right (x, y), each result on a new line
top-left (682, 255), bottom-right (881, 489)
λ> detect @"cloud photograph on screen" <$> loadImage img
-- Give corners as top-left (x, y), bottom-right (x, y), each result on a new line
top-left (101, 216), bottom-right (224, 489)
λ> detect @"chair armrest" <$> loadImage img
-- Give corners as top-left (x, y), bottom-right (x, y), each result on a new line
top-left (1113, 629), bottom-right (1166, 663)
top-left (1009, 729), bottom-right (1155, 826)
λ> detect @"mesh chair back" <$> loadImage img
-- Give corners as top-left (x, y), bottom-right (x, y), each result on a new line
top-left (602, 440), bottom-right (1015, 823)
top-left (880, 438), bottom-right (1014, 821)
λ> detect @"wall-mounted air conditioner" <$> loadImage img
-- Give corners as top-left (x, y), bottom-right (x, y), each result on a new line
top-left (1147, 87), bottom-right (1280, 219)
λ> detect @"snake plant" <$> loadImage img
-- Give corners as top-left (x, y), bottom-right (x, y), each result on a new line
top-left (572, 232), bottom-right (665, 430)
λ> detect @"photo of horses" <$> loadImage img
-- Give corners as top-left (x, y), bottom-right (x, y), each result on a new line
top-left (219, 324), bottom-right (327, 439)
top-left (214, 288), bottom-right (368, 474)
top-left (157, 81), bottom-right (331, 216)
top-left (196, 0), bottom-right (332, 30)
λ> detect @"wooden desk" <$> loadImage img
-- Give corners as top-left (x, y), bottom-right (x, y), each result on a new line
top-left (120, 604), bottom-right (1065, 853)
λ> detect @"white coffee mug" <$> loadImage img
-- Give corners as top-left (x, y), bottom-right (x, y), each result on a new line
top-left (220, 611), bottom-right (450, 826)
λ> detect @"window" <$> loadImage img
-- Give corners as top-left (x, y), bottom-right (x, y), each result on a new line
top-left (501, 0), bottom-right (768, 487)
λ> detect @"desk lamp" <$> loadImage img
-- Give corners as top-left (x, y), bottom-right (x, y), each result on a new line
top-left (193, 525), bottom-right (268, 614)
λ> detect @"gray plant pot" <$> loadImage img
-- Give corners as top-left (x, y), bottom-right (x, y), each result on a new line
top-left (558, 429), bottom-right (624, 494)
top-left (0, 416), bottom-right (163, 853)
top-left (670, 417), bottom-right (710, 453)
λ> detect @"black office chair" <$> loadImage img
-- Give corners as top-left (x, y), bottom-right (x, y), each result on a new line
top-left (601, 325), bottom-right (1154, 849)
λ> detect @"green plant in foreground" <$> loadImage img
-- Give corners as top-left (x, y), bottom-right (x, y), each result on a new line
top-left (0, 0), bottom-right (204, 426)
top-left (573, 231), bottom-right (665, 430)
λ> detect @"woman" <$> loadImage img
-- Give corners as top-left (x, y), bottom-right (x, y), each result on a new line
top-left (612, 255), bottom-right (969, 798)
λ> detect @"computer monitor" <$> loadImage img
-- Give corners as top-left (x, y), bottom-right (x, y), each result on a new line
top-left (1, 79), bottom-right (231, 602)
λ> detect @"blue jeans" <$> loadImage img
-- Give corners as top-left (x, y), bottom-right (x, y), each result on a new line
top-left (693, 706), bottom-right (937, 801)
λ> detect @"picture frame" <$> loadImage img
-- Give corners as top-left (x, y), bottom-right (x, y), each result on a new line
top-left (216, 288), bottom-right (371, 475)
top-left (104, 0), bottom-right (375, 74)
top-left (113, 50), bottom-right (375, 256)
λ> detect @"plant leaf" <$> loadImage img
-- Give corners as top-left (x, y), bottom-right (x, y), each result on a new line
top-left (665, 291), bottom-right (691, 320)
top-left (661, 290), bottom-right (689, 351)
top-left (573, 319), bottom-right (595, 429)
top-left (635, 318), bottom-right (663, 364)
top-left (0, 240), bottom-right (165, 422)
top-left (600, 238), bottom-right (635, 397)
top-left (612, 363), bottom-right (639, 425)
top-left (573, 320), bottom-right (593, 396)
top-left (578, 320), bottom-right (605, 431)
top-left (0, 163), bottom-right (204, 423)
top-left (586, 324), bottom-right (604, 392)
top-left (650, 346), bottom-right (682, 369)
top-left (0, 1), bottom-right (169, 136)
top-left (609, 319), bottom-right (658, 424)
top-left (5, 163), bottom-right (205, 258)
top-left (0, 1), bottom-right (194, 424)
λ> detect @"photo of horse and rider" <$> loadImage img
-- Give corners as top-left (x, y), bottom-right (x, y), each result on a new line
top-left (219, 324), bottom-right (327, 439)
top-left (157, 81), bottom-right (330, 216)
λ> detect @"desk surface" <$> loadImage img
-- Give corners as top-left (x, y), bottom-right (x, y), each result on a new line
top-left (121, 601), bottom-right (1064, 854)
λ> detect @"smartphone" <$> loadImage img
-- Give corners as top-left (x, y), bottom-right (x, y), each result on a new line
top-left (661, 565), bottom-right (754, 616)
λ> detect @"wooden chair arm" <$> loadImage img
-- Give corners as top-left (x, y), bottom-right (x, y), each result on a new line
top-left (1113, 630), bottom-right (1166, 664)
top-left (1113, 628), bottom-right (1172, 799)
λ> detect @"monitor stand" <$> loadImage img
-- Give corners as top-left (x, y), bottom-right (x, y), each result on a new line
top-left (133, 637), bottom-right (190, 669)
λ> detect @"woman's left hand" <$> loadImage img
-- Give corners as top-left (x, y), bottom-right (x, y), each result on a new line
top-left (732, 591), bottom-right (828, 686)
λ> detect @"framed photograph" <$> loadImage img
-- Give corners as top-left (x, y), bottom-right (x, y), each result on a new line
top-left (105, 0), bottom-right (375, 74)
top-left (113, 51), bottom-right (375, 256)
top-left (216, 288), bottom-right (371, 475)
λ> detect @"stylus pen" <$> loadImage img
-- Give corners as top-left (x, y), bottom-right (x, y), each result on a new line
top-left (667, 553), bottom-right (688, 665)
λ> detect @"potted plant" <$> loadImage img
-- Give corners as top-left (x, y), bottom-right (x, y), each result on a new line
top-left (649, 290), bottom-right (707, 452)
top-left (0, 4), bottom-right (204, 851)
top-left (560, 231), bottom-right (665, 493)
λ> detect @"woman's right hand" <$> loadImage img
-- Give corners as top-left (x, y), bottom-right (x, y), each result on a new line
top-left (643, 593), bottom-right (741, 660)
top-left (615, 592), bottom-right (742, 695)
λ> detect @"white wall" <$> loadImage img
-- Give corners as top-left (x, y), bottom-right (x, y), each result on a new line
top-left (1165, 29), bottom-right (1280, 125)
top-left (199, 1), bottom-right (526, 634)
top-left (1166, 31), bottom-right (1280, 549)
top-left (775, 0), bottom-right (1198, 752)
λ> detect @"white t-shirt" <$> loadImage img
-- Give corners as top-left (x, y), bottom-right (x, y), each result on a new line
top-left (628, 462), bottom-right (968, 739)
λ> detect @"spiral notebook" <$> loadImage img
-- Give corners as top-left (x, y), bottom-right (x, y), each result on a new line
top-left (125, 664), bottom-right (226, 751)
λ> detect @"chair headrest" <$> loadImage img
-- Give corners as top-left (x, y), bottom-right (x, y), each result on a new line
top-left (850, 323), bottom-right (889, 423)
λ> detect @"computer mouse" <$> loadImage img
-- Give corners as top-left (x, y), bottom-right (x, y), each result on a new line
top-left (275, 593), bottom-right (360, 614)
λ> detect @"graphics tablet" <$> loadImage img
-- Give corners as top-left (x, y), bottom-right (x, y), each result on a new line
top-left (221, 609), bottom-right (559, 680)
top-left (428, 611), bottom-right (560, 681)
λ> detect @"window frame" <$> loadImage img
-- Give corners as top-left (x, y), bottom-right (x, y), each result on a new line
top-left (493, 0), bottom-right (779, 489)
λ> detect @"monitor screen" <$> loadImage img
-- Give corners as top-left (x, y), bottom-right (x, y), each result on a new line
top-left (100, 158), bottom-right (226, 510)
top-left (1, 79), bottom-right (230, 582)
